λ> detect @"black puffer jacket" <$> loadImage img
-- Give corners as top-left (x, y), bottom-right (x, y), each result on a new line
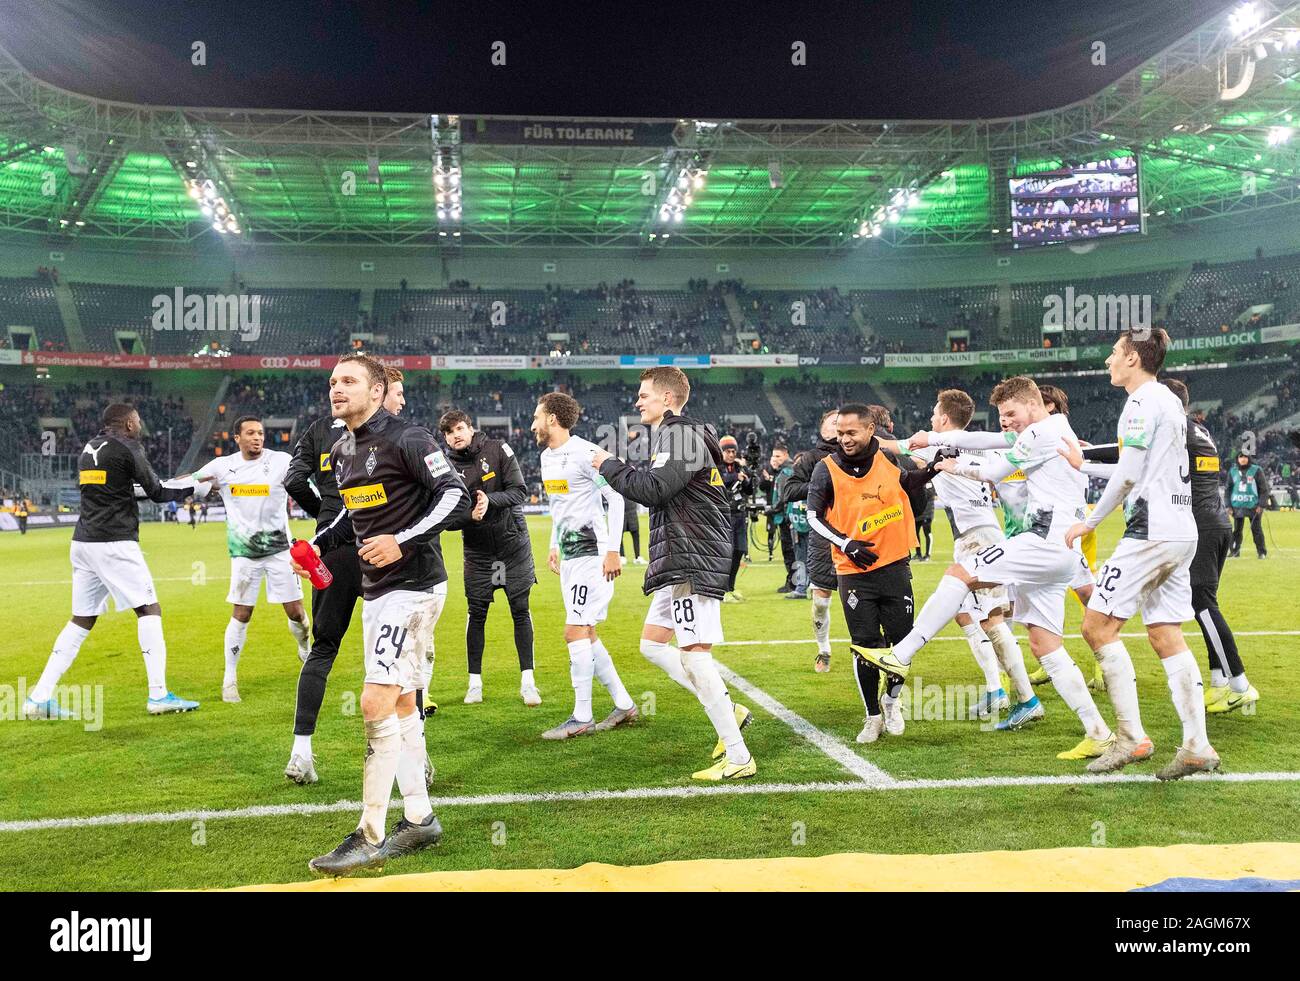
top-left (781, 435), bottom-right (840, 588)
top-left (446, 431), bottom-right (533, 563)
top-left (598, 411), bottom-right (731, 599)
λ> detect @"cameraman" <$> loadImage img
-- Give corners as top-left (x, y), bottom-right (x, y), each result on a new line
top-left (719, 435), bottom-right (752, 601)
top-left (759, 444), bottom-right (797, 593)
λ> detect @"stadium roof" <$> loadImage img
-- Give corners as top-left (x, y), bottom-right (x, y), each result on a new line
top-left (3, 1), bottom-right (1300, 251)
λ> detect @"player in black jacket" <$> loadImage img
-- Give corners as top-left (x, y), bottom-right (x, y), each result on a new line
top-left (780, 410), bottom-right (839, 671)
top-left (439, 410), bottom-right (539, 707)
top-left (24, 403), bottom-right (201, 719)
top-left (594, 366), bottom-right (756, 782)
top-left (281, 364), bottom-right (409, 785)
top-left (717, 435), bottom-right (752, 600)
top-left (295, 354), bottom-right (470, 877)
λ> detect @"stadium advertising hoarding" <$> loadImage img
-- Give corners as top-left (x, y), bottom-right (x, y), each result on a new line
top-left (620, 354), bottom-right (712, 369)
top-left (799, 355), bottom-right (884, 366)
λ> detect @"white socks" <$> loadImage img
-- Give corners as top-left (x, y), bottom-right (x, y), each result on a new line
top-left (30, 622), bottom-right (90, 703)
top-left (396, 711), bottom-right (433, 824)
top-left (292, 733), bottom-right (312, 759)
top-left (1163, 650), bottom-right (1213, 754)
top-left (137, 614), bottom-right (168, 699)
top-left (1039, 648), bottom-right (1111, 741)
top-left (961, 620), bottom-right (1002, 693)
top-left (287, 615), bottom-right (310, 658)
top-left (640, 638), bottom-right (698, 695)
top-left (519, 668), bottom-right (534, 689)
top-left (223, 617), bottom-right (249, 687)
top-left (811, 592), bottom-right (832, 655)
top-left (359, 714), bottom-right (402, 845)
top-left (591, 638), bottom-right (635, 711)
top-left (896, 576), bottom-right (971, 664)
top-left (468, 672), bottom-right (482, 690)
top-left (681, 650), bottom-right (748, 765)
top-left (1210, 668), bottom-right (1251, 694)
top-left (1209, 668), bottom-right (1228, 688)
top-left (1095, 641), bottom-right (1147, 743)
top-left (567, 638), bottom-right (595, 723)
top-left (988, 621), bottom-right (1033, 702)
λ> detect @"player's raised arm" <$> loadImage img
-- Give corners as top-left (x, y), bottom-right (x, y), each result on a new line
top-left (596, 427), bottom-right (699, 507)
top-left (394, 429), bottom-right (472, 545)
top-left (929, 429), bottom-right (1017, 451)
top-left (130, 442), bottom-right (198, 503)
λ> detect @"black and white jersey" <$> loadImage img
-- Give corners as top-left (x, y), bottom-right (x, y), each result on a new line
top-left (73, 430), bottom-right (195, 543)
top-left (1188, 419), bottom-right (1231, 531)
top-left (316, 408), bottom-right (472, 600)
top-left (285, 415), bottom-right (348, 531)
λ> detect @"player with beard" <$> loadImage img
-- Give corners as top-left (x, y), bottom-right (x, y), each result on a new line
top-left (439, 410), bottom-right (540, 707)
top-left (780, 410), bottom-right (840, 672)
top-left (592, 367), bottom-right (755, 779)
top-left (806, 403), bottom-right (936, 742)
top-left (282, 365), bottom-right (411, 784)
top-left (295, 353), bottom-right (470, 876)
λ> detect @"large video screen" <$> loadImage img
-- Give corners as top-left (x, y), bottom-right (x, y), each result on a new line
top-left (1009, 155), bottom-right (1141, 248)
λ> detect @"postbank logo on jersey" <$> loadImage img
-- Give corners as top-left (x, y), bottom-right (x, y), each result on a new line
top-left (1195, 456), bottom-right (1220, 472)
top-left (1003, 469), bottom-right (1027, 482)
top-left (709, 467), bottom-right (723, 487)
top-left (341, 483), bottom-right (388, 509)
top-left (79, 470), bottom-right (107, 485)
top-left (230, 484), bottom-right (270, 497)
top-left (856, 504), bottom-right (903, 536)
top-left (319, 453), bottom-right (332, 472)
top-left (544, 479), bottom-right (570, 495)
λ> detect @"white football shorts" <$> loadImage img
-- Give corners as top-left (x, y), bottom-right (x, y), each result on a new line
top-left (1087, 537), bottom-right (1196, 625)
top-left (959, 534), bottom-right (1085, 637)
top-left (70, 540), bottom-right (158, 615)
top-left (645, 582), bottom-right (724, 647)
top-left (226, 551), bottom-right (303, 606)
top-left (953, 524), bottom-right (1009, 620)
top-left (560, 554), bottom-right (615, 626)
top-left (361, 583), bottom-right (447, 692)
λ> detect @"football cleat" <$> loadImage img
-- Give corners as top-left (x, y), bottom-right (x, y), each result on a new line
top-left (1028, 667), bottom-right (1050, 686)
top-left (634, 556), bottom-right (647, 565)
top-left (1207, 685), bottom-right (1258, 715)
top-left (463, 684), bottom-right (483, 705)
top-left (592, 704), bottom-right (639, 732)
top-left (1085, 736), bottom-right (1155, 774)
top-left (856, 714), bottom-right (884, 744)
top-left (1088, 666), bottom-right (1107, 693)
top-left (692, 755), bottom-right (757, 781)
top-left (712, 702), bottom-right (754, 760)
top-left (308, 830), bottom-right (385, 878)
top-left (520, 684), bottom-right (542, 707)
top-left (851, 644), bottom-right (910, 680)
top-left (1156, 746), bottom-right (1221, 781)
top-left (784, 590), bottom-right (807, 600)
top-left (814, 653), bottom-right (832, 673)
top-left (1057, 733), bottom-right (1114, 761)
top-left (974, 687), bottom-right (1010, 720)
top-left (377, 813), bottom-right (443, 860)
top-left (1203, 684), bottom-right (1231, 709)
top-left (540, 715), bottom-right (595, 740)
top-left (22, 697), bottom-right (75, 720)
top-left (882, 697), bottom-right (905, 736)
top-left (148, 692), bottom-right (200, 715)
top-left (994, 696), bottom-right (1044, 731)
top-left (222, 683), bottom-right (241, 704)
top-left (285, 753), bottom-right (318, 785)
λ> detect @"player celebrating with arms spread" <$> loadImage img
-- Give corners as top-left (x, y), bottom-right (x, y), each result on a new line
top-left (1062, 328), bottom-right (1219, 780)
top-left (532, 393), bottom-right (638, 738)
top-left (592, 367), bottom-right (755, 780)
top-left (297, 353), bottom-right (470, 876)
top-left (188, 415), bottom-right (309, 702)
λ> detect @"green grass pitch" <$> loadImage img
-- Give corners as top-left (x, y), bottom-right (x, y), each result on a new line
top-left (2, 512), bottom-right (1298, 890)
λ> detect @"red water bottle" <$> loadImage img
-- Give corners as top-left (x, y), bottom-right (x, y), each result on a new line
top-left (291, 539), bottom-right (333, 589)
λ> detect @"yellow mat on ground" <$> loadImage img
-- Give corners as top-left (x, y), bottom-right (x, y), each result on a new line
top-left (219, 842), bottom-right (1300, 892)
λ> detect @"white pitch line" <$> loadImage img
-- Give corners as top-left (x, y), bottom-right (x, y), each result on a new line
top-left (716, 630), bottom-right (1300, 647)
top-left (715, 661), bottom-right (892, 786)
top-left (5, 770), bottom-right (1299, 834)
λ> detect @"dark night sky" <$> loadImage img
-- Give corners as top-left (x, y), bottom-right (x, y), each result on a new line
top-left (0, 0), bottom-right (1234, 118)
